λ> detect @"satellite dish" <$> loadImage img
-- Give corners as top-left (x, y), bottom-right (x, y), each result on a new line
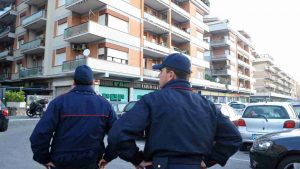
top-left (83, 49), bottom-right (90, 57)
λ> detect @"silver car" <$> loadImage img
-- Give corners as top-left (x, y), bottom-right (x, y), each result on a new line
top-left (237, 102), bottom-right (300, 151)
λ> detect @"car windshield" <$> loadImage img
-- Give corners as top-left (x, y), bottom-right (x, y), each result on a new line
top-left (243, 105), bottom-right (289, 119)
top-left (124, 102), bottom-right (137, 112)
top-left (230, 104), bottom-right (246, 109)
top-left (292, 105), bottom-right (300, 117)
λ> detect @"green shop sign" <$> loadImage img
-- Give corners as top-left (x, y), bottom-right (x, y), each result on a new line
top-left (99, 86), bottom-right (128, 102)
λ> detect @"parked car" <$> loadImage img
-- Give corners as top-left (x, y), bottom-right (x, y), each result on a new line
top-left (215, 103), bottom-right (241, 126)
top-left (0, 101), bottom-right (9, 132)
top-left (250, 129), bottom-right (300, 169)
top-left (237, 102), bottom-right (300, 151)
top-left (291, 102), bottom-right (300, 118)
top-left (230, 103), bottom-right (248, 115)
top-left (122, 101), bottom-right (137, 115)
top-left (110, 101), bottom-right (128, 118)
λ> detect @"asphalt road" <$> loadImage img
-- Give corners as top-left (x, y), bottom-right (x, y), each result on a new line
top-left (0, 117), bottom-right (251, 169)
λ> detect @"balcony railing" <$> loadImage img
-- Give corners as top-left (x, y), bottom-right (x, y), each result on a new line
top-left (20, 38), bottom-right (45, 52)
top-left (64, 22), bottom-right (89, 39)
top-left (143, 69), bottom-right (159, 78)
top-left (62, 59), bottom-right (87, 72)
top-left (19, 67), bottom-right (43, 78)
top-left (0, 73), bottom-right (11, 81)
top-left (66, 0), bottom-right (81, 6)
top-left (0, 26), bottom-right (15, 36)
top-left (144, 12), bottom-right (169, 29)
top-left (22, 10), bottom-right (46, 26)
top-left (0, 50), bottom-right (13, 58)
top-left (0, 5), bottom-right (16, 18)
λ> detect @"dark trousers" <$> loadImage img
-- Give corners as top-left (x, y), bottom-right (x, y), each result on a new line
top-left (50, 163), bottom-right (98, 169)
top-left (146, 164), bottom-right (201, 169)
top-left (146, 156), bottom-right (203, 169)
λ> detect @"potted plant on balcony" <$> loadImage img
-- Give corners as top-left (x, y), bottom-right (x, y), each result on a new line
top-left (5, 90), bottom-right (26, 116)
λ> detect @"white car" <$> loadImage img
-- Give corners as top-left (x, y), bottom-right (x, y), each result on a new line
top-left (229, 103), bottom-right (247, 115)
top-left (237, 102), bottom-right (300, 151)
top-left (215, 103), bottom-right (241, 126)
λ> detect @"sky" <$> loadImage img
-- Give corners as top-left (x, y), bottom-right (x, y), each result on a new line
top-left (209, 0), bottom-right (300, 83)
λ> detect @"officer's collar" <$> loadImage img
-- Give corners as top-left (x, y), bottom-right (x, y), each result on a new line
top-left (71, 85), bottom-right (96, 94)
top-left (162, 79), bottom-right (192, 91)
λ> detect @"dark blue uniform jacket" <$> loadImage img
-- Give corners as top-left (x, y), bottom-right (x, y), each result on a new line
top-left (107, 79), bottom-right (242, 167)
top-left (30, 85), bottom-right (116, 168)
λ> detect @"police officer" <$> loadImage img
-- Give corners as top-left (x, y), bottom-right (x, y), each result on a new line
top-left (30, 65), bottom-right (117, 169)
top-left (100, 53), bottom-right (242, 169)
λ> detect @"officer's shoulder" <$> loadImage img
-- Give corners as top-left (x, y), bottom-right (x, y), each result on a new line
top-left (141, 90), bottom-right (162, 100)
top-left (95, 94), bottom-right (111, 105)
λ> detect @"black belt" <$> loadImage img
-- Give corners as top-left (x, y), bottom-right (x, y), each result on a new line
top-left (168, 156), bottom-right (203, 164)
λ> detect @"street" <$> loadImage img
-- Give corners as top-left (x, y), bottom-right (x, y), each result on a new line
top-left (0, 117), bottom-right (251, 169)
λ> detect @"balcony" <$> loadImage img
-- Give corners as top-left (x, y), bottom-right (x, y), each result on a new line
top-left (192, 0), bottom-right (209, 14)
top-left (64, 21), bottom-right (140, 47)
top-left (0, 50), bottom-right (13, 61)
top-left (20, 38), bottom-right (45, 55)
top-left (23, 0), bottom-right (47, 7)
top-left (211, 69), bottom-right (235, 76)
top-left (65, 0), bottom-right (105, 14)
top-left (22, 10), bottom-right (47, 30)
top-left (19, 67), bottom-right (44, 79)
top-left (210, 37), bottom-right (233, 48)
top-left (191, 57), bottom-right (209, 68)
top-left (62, 58), bottom-right (141, 77)
top-left (171, 26), bottom-right (190, 42)
top-left (237, 60), bottom-right (250, 68)
top-left (238, 73), bottom-right (250, 80)
top-left (0, 26), bottom-right (15, 42)
top-left (190, 17), bottom-right (209, 32)
top-left (143, 40), bottom-right (169, 58)
top-left (0, 5), bottom-right (17, 24)
top-left (0, 73), bottom-right (11, 81)
top-left (237, 45), bottom-right (251, 58)
top-left (144, 12), bottom-right (169, 31)
top-left (144, 0), bottom-right (169, 11)
top-left (171, 2), bottom-right (190, 22)
top-left (211, 53), bottom-right (235, 62)
top-left (191, 36), bottom-right (209, 50)
top-left (143, 69), bottom-right (159, 78)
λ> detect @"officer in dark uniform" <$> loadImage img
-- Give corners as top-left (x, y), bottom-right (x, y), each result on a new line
top-left (100, 53), bottom-right (242, 169)
top-left (30, 65), bottom-right (117, 169)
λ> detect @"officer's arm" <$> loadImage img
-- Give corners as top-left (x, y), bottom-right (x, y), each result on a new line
top-left (106, 98), bottom-right (150, 166)
top-left (29, 100), bottom-right (60, 165)
top-left (105, 103), bottom-right (117, 134)
top-left (205, 104), bottom-right (242, 167)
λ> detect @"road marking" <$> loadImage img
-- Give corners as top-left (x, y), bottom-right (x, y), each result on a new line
top-left (230, 157), bottom-right (250, 162)
top-left (9, 118), bottom-right (40, 122)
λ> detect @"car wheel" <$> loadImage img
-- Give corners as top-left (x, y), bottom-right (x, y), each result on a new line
top-left (277, 156), bottom-right (300, 169)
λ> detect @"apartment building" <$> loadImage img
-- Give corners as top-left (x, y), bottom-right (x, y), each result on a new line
top-left (0, 0), bottom-right (215, 102)
top-left (252, 54), bottom-right (298, 102)
top-left (204, 17), bottom-right (256, 103)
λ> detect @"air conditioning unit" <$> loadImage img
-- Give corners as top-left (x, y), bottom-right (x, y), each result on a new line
top-left (71, 44), bottom-right (87, 51)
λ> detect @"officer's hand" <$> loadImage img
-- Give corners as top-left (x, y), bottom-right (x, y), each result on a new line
top-left (98, 159), bottom-right (108, 169)
top-left (135, 161), bottom-right (152, 169)
top-left (201, 161), bottom-right (207, 169)
top-left (45, 162), bottom-right (55, 169)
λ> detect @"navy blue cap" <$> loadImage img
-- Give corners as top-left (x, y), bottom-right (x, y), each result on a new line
top-left (74, 65), bottom-right (93, 84)
top-left (152, 53), bottom-right (191, 73)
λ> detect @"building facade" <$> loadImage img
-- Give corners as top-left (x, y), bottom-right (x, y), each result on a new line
top-left (252, 54), bottom-right (298, 102)
top-left (1, 0), bottom-right (229, 102)
top-left (204, 17), bottom-right (256, 103)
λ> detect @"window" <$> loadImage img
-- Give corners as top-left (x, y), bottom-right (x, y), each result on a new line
top-left (15, 62), bottom-right (23, 72)
top-left (17, 39), bottom-right (24, 49)
top-left (243, 106), bottom-right (289, 119)
top-left (98, 14), bottom-right (106, 26)
top-left (107, 48), bottom-right (128, 64)
top-left (55, 52), bottom-right (66, 66)
top-left (19, 12), bottom-right (26, 25)
top-left (57, 22), bottom-right (67, 36)
top-left (108, 15), bottom-right (128, 33)
top-left (98, 48), bottom-right (105, 59)
top-left (58, 0), bottom-right (66, 7)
